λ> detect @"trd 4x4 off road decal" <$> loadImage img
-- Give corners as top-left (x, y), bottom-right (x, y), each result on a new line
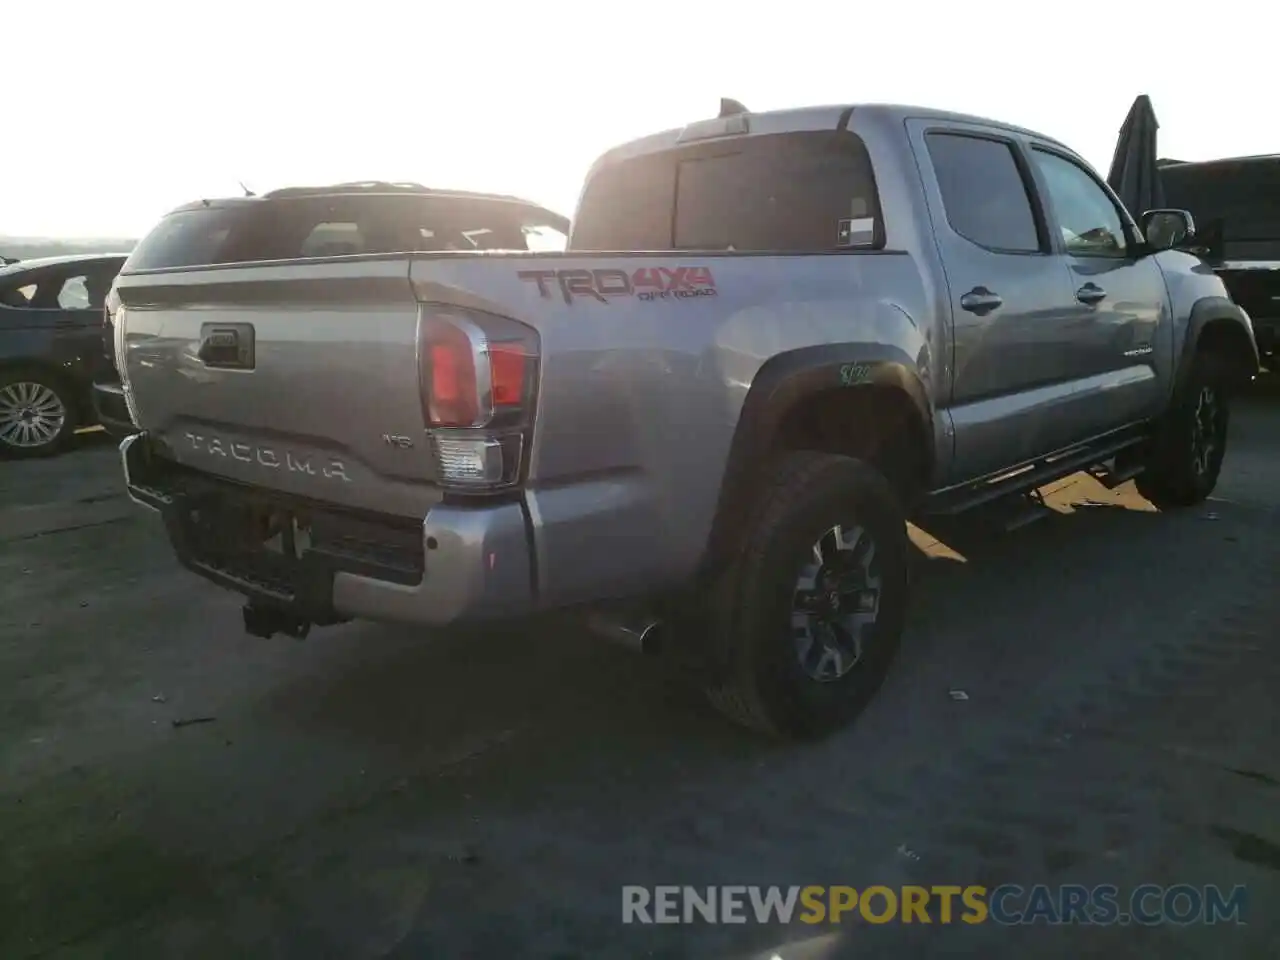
top-left (517, 266), bottom-right (717, 304)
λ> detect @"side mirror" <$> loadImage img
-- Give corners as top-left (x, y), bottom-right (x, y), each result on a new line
top-left (1140, 209), bottom-right (1197, 251)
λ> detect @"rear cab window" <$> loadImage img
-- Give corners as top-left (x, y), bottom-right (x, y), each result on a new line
top-left (570, 130), bottom-right (883, 252)
top-left (124, 194), bottom-right (570, 271)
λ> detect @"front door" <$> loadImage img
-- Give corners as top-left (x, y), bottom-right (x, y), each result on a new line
top-left (1026, 146), bottom-right (1172, 432)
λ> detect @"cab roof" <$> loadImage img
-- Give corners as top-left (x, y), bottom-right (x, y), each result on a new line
top-left (589, 101), bottom-right (1074, 174)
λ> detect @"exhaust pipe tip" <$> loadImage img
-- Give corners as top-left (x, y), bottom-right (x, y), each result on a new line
top-left (586, 612), bottom-right (664, 655)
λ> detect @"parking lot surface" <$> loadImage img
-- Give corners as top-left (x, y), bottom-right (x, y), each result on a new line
top-left (3, 386), bottom-right (1278, 959)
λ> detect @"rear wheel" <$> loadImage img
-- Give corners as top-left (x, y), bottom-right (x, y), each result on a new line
top-left (1136, 353), bottom-right (1229, 508)
top-left (0, 369), bottom-right (76, 458)
top-left (703, 452), bottom-right (909, 739)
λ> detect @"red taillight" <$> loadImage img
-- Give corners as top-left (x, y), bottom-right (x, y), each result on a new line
top-left (423, 321), bottom-right (480, 427)
top-left (419, 308), bottom-right (538, 427)
top-left (489, 342), bottom-right (527, 407)
top-left (418, 307), bottom-right (539, 491)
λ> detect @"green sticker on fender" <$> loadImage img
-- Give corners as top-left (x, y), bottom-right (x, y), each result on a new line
top-left (840, 362), bottom-right (875, 386)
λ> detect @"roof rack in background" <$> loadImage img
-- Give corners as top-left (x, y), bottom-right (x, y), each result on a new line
top-left (263, 181), bottom-right (429, 199)
top-left (260, 181), bottom-right (534, 205)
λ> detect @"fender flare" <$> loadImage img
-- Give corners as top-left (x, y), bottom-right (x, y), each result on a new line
top-left (698, 344), bottom-right (933, 578)
top-left (1174, 297), bottom-right (1261, 395)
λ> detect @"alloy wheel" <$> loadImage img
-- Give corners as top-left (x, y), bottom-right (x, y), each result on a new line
top-left (0, 381), bottom-right (67, 450)
top-left (1189, 385), bottom-right (1220, 477)
top-left (791, 523), bottom-right (882, 682)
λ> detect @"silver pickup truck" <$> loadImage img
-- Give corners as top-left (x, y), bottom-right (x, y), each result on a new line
top-left (113, 104), bottom-right (1260, 739)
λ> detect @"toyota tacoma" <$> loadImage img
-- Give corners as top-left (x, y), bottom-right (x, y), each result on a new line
top-left (112, 106), bottom-right (1260, 738)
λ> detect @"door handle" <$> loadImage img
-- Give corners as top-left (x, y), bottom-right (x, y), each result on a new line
top-left (959, 286), bottom-right (1003, 315)
top-left (1076, 283), bottom-right (1107, 305)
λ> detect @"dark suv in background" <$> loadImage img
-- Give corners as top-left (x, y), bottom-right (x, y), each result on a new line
top-left (1161, 154), bottom-right (1279, 364)
top-left (0, 253), bottom-right (128, 456)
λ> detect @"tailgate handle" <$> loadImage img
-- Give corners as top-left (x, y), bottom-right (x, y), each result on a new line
top-left (198, 323), bottom-right (256, 370)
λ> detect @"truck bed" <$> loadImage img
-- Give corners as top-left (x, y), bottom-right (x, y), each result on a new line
top-left (118, 248), bottom-right (932, 606)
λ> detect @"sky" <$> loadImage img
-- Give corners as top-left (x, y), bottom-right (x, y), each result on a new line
top-left (4, 0), bottom-right (1272, 239)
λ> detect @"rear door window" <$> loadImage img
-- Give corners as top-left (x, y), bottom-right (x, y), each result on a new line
top-left (0, 280), bottom-right (37, 308)
top-left (925, 133), bottom-right (1042, 253)
top-left (57, 274), bottom-right (90, 309)
top-left (571, 131), bottom-right (882, 252)
top-left (53, 265), bottom-right (119, 310)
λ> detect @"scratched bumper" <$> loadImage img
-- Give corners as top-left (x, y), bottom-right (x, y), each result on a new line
top-left (119, 433), bottom-right (535, 626)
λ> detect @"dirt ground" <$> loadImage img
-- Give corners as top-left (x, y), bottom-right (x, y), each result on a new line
top-left (2, 383), bottom-right (1278, 960)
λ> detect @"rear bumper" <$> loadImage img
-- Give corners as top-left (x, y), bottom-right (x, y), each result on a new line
top-left (119, 433), bottom-right (535, 626)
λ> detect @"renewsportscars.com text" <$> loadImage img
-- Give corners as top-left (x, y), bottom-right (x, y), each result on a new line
top-left (621, 884), bottom-right (1248, 926)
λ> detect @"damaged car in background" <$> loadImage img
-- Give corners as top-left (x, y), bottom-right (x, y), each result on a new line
top-left (0, 252), bottom-right (127, 456)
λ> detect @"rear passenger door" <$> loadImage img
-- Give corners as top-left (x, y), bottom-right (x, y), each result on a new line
top-left (907, 121), bottom-right (1079, 483)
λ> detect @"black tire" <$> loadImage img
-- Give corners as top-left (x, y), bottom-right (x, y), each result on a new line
top-left (1136, 353), bottom-right (1229, 508)
top-left (703, 451), bottom-right (910, 739)
top-left (0, 367), bottom-right (77, 459)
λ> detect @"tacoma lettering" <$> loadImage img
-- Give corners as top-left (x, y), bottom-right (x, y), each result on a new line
top-left (182, 432), bottom-right (350, 482)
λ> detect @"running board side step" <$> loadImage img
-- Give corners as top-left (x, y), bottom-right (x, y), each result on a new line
top-left (923, 432), bottom-right (1147, 517)
top-left (1088, 460), bottom-right (1145, 490)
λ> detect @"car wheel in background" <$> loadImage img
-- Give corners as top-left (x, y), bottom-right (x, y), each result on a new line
top-left (0, 368), bottom-right (77, 458)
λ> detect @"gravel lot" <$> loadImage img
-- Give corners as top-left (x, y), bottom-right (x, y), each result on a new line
top-left (2, 383), bottom-right (1278, 959)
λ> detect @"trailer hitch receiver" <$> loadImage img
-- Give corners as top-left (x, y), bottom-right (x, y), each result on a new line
top-left (242, 603), bottom-right (312, 640)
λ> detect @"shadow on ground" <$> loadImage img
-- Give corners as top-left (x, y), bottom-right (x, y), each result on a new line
top-left (2, 388), bottom-right (1278, 958)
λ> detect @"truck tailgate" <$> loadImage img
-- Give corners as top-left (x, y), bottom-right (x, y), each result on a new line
top-left (116, 259), bottom-right (442, 519)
